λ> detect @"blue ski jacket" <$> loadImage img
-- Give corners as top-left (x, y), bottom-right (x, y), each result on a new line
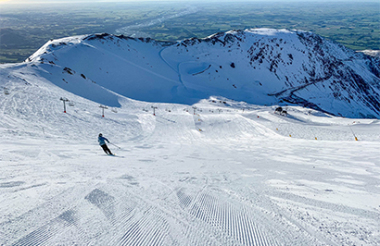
top-left (98, 136), bottom-right (109, 146)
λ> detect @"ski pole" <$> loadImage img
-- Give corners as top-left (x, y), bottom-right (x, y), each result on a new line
top-left (109, 142), bottom-right (122, 149)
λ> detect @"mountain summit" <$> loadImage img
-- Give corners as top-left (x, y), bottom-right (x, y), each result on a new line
top-left (16, 28), bottom-right (380, 118)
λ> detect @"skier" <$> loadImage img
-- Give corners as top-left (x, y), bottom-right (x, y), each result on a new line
top-left (98, 133), bottom-right (113, 155)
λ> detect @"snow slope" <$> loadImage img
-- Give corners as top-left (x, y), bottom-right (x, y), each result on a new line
top-left (1, 29), bottom-right (380, 245)
top-left (24, 29), bottom-right (380, 119)
top-left (1, 58), bottom-right (380, 245)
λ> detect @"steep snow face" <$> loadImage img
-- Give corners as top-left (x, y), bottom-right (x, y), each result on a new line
top-left (25, 29), bottom-right (380, 118)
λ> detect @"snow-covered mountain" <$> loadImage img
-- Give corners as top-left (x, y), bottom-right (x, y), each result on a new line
top-left (1, 29), bottom-right (380, 246)
top-left (18, 28), bottom-right (380, 119)
top-left (360, 50), bottom-right (380, 59)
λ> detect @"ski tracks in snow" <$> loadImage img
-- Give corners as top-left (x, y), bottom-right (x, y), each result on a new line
top-left (176, 187), bottom-right (278, 246)
top-left (1, 155), bottom-right (292, 246)
top-left (1, 84), bottom-right (379, 245)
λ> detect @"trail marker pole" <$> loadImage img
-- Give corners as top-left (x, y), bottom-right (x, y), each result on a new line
top-left (349, 126), bottom-right (358, 141)
top-left (100, 105), bottom-right (108, 117)
top-left (151, 106), bottom-right (157, 116)
top-left (60, 97), bottom-right (69, 113)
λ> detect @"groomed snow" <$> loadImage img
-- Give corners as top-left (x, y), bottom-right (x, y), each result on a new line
top-left (1, 62), bottom-right (380, 245)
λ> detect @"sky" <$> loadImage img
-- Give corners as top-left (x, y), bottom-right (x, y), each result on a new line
top-left (1, 0), bottom-right (378, 4)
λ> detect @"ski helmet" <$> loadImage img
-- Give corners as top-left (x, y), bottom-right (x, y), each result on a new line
top-left (99, 133), bottom-right (102, 137)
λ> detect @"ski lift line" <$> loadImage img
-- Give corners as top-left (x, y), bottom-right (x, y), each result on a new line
top-left (156, 115), bottom-right (176, 124)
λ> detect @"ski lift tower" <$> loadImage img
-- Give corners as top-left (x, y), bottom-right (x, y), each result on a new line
top-left (151, 106), bottom-right (157, 116)
top-left (192, 106), bottom-right (197, 115)
top-left (100, 105), bottom-right (108, 117)
top-left (60, 97), bottom-right (69, 113)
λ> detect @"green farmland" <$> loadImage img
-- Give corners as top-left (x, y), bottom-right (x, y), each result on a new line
top-left (0, 1), bottom-right (379, 63)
